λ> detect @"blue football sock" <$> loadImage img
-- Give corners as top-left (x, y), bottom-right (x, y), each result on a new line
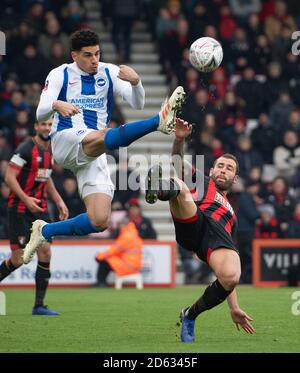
top-left (104, 114), bottom-right (159, 150)
top-left (42, 213), bottom-right (98, 240)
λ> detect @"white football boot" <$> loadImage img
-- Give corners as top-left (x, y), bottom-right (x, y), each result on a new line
top-left (23, 220), bottom-right (48, 264)
top-left (158, 86), bottom-right (186, 134)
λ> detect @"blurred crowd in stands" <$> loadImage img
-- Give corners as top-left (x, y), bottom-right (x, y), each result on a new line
top-left (1, 0), bottom-right (300, 283)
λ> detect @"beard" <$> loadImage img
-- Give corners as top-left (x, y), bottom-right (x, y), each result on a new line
top-left (211, 174), bottom-right (234, 191)
top-left (38, 133), bottom-right (50, 142)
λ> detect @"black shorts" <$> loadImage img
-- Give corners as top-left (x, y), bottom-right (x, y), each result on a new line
top-left (8, 210), bottom-right (51, 250)
top-left (173, 207), bottom-right (238, 264)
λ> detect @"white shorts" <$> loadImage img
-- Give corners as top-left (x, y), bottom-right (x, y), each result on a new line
top-left (51, 128), bottom-right (114, 199)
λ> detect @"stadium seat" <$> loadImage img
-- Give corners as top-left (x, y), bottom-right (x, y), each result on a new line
top-left (115, 273), bottom-right (144, 290)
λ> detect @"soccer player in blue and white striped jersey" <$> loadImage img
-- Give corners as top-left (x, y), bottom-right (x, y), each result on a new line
top-left (23, 29), bottom-right (186, 264)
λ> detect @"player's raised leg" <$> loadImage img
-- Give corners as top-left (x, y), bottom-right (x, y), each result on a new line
top-left (81, 85), bottom-right (186, 157)
top-left (23, 193), bottom-right (112, 264)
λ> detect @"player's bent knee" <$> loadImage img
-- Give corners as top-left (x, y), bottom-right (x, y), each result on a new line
top-left (89, 216), bottom-right (110, 232)
top-left (37, 249), bottom-right (51, 262)
top-left (82, 129), bottom-right (107, 157)
top-left (218, 270), bottom-right (240, 290)
top-left (12, 257), bottom-right (24, 267)
top-left (96, 222), bottom-right (109, 232)
top-left (11, 250), bottom-right (25, 267)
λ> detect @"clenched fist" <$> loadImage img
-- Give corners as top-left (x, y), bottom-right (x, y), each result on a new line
top-left (118, 65), bottom-right (140, 86)
top-left (52, 100), bottom-right (80, 117)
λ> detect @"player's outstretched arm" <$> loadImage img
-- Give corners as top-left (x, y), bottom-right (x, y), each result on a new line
top-left (227, 289), bottom-right (256, 334)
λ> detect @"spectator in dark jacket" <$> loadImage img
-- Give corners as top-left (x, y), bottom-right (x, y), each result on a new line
top-left (111, 156), bottom-right (140, 209)
top-left (0, 90), bottom-right (30, 118)
top-left (263, 62), bottom-right (289, 110)
top-left (235, 136), bottom-right (264, 179)
top-left (15, 44), bottom-right (48, 86)
top-left (269, 91), bottom-right (294, 142)
top-left (235, 180), bottom-right (261, 283)
top-left (255, 204), bottom-right (282, 238)
top-left (127, 198), bottom-right (157, 239)
top-left (265, 176), bottom-right (296, 223)
top-left (285, 110), bottom-right (300, 137)
top-left (235, 66), bottom-right (264, 118)
top-left (0, 133), bottom-right (13, 161)
top-left (286, 202), bottom-right (300, 238)
top-left (228, 28), bottom-right (251, 73)
top-left (7, 21), bottom-right (37, 62)
top-left (110, 0), bottom-right (141, 62)
top-left (251, 113), bottom-right (276, 163)
top-left (221, 115), bottom-right (247, 152)
top-left (59, 178), bottom-right (85, 219)
top-left (252, 34), bottom-right (272, 74)
top-left (178, 244), bottom-right (212, 285)
top-left (0, 182), bottom-right (9, 238)
top-left (182, 88), bottom-right (216, 139)
top-left (247, 166), bottom-right (269, 199)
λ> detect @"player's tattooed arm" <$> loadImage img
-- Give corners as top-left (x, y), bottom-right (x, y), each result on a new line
top-left (172, 118), bottom-right (193, 181)
top-left (172, 138), bottom-right (184, 158)
top-left (172, 118), bottom-right (192, 158)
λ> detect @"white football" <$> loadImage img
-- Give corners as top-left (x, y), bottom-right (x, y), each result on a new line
top-left (189, 37), bottom-right (223, 73)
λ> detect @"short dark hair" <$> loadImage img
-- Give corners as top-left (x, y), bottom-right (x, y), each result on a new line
top-left (213, 153), bottom-right (239, 175)
top-left (70, 29), bottom-right (100, 51)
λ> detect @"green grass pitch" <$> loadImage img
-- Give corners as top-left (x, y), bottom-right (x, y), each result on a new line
top-left (0, 286), bottom-right (298, 353)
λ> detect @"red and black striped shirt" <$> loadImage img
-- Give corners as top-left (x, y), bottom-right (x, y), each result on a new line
top-left (192, 176), bottom-right (237, 239)
top-left (8, 138), bottom-right (52, 213)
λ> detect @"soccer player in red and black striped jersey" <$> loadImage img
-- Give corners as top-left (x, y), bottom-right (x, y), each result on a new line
top-left (145, 118), bottom-right (255, 342)
top-left (0, 119), bottom-right (68, 315)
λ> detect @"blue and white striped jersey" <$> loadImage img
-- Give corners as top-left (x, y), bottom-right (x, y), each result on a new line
top-left (36, 62), bottom-right (145, 136)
